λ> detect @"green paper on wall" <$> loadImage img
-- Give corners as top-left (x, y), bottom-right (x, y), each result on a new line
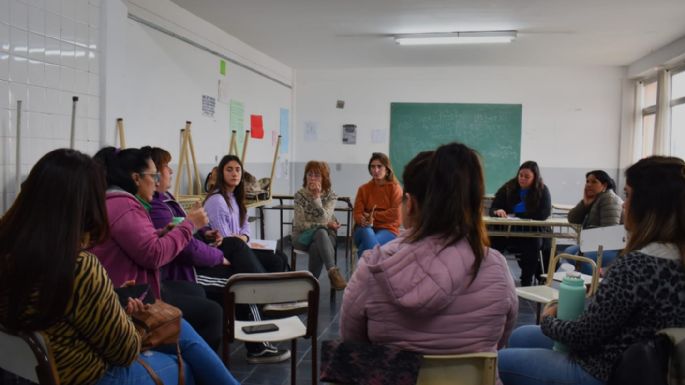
top-left (220, 60), bottom-right (226, 75)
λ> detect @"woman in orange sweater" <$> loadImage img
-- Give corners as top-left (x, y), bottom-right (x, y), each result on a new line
top-left (353, 152), bottom-right (403, 257)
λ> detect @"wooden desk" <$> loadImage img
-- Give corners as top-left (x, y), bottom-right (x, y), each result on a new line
top-left (484, 216), bottom-right (581, 267)
top-left (263, 195), bottom-right (354, 267)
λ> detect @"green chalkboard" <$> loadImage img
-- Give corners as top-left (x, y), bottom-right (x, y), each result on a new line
top-left (390, 102), bottom-right (522, 194)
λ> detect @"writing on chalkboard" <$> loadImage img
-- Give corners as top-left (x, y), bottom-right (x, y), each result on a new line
top-left (390, 103), bottom-right (522, 194)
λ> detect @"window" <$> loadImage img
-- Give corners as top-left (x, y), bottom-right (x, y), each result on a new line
top-left (637, 79), bottom-right (657, 157)
top-left (671, 69), bottom-right (685, 158)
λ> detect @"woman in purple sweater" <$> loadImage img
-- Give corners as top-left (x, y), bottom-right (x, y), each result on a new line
top-left (144, 146), bottom-right (227, 282)
top-left (146, 148), bottom-right (290, 364)
top-left (91, 147), bottom-right (223, 350)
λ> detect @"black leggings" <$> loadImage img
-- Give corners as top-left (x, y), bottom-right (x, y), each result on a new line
top-left (490, 236), bottom-right (543, 286)
top-left (196, 237), bottom-right (288, 354)
top-left (160, 280), bottom-right (222, 351)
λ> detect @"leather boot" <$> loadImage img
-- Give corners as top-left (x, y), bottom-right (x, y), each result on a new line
top-left (328, 267), bottom-right (347, 290)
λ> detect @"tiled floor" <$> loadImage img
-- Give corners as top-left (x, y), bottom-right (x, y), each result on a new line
top-left (0, 243), bottom-right (538, 385)
top-left (227, 242), bottom-right (539, 385)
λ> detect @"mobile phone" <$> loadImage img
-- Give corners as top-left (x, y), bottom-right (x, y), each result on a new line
top-left (241, 323), bottom-right (279, 334)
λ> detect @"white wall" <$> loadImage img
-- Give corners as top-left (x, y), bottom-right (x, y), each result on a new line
top-left (295, 66), bottom-right (625, 204)
top-left (99, 0), bottom-right (295, 238)
top-left (0, 0), bottom-right (102, 212)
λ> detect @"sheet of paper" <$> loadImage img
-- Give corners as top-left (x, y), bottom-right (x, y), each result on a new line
top-left (229, 100), bottom-right (244, 131)
top-left (250, 114), bottom-right (264, 139)
top-left (279, 108), bottom-right (289, 154)
top-left (371, 128), bottom-right (386, 144)
top-left (249, 239), bottom-right (277, 251)
top-left (304, 121), bottom-right (318, 142)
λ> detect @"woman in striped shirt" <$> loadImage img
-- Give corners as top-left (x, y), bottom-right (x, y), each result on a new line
top-left (0, 149), bottom-right (239, 385)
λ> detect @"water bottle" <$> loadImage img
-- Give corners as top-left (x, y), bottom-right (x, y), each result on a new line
top-left (553, 271), bottom-right (586, 352)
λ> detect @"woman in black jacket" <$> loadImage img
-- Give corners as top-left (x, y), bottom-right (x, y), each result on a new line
top-left (489, 161), bottom-right (552, 286)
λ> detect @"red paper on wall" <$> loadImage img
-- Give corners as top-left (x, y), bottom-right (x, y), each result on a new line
top-left (250, 115), bottom-right (264, 139)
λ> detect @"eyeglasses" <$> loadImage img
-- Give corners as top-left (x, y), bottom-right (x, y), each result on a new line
top-left (306, 172), bottom-right (322, 178)
top-left (140, 172), bottom-right (161, 183)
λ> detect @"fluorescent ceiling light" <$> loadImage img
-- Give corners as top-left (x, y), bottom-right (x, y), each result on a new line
top-left (394, 31), bottom-right (517, 45)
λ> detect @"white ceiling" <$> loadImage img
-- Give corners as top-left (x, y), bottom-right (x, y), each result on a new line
top-left (170, 0), bottom-right (685, 69)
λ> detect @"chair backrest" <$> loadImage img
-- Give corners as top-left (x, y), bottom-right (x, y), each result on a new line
top-left (579, 225), bottom-right (626, 253)
top-left (0, 327), bottom-right (58, 385)
top-left (545, 253), bottom-right (600, 295)
top-left (417, 352), bottom-right (497, 385)
top-left (224, 271), bottom-right (320, 337)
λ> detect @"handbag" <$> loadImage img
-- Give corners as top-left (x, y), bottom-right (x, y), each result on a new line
top-left (130, 300), bottom-right (185, 385)
top-left (298, 226), bottom-right (328, 247)
top-left (297, 228), bottom-right (317, 247)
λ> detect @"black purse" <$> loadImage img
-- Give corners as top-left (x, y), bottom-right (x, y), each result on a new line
top-left (608, 333), bottom-right (671, 385)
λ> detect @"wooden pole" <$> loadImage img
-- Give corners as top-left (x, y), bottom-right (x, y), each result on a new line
top-left (228, 130), bottom-right (237, 155)
top-left (116, 118), bottom-right (126, 148)
top-left (174, 127), bottom-right (189, 196)
top-left (69, 96), bottom-right (78, 149)
top-left (183, 129), bottom-right (192, 195)
top-left (241, 130), bottom-right (250, 163)
top-left (186, 122), bottom-right (203, 194)
top-left (268, 136), bottom-right (281, 199)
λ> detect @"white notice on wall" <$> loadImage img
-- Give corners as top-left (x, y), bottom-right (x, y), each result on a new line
top-left (202, 95), bottom-right (216, 117)
top-left (218, 80), bottom-right (230, 103)
top-left (371, 129), bottom-right (386, 144)
top-left (304, 121), bottom-right (318, 142)
top-left (342, 124), bottom-right (357, 145)
top-left (276, 158), bottom-right (289, 179)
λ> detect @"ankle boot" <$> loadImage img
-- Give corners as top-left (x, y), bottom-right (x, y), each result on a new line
top-left (328, 267), bottom-right (347, 290)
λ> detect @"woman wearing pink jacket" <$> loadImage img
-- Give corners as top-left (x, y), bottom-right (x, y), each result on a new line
top-left (340, 143), bottom-right (518, 384)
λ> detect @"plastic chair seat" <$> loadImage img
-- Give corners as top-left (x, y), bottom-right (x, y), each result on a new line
top-left (516, 285), bottom-right (559, 303)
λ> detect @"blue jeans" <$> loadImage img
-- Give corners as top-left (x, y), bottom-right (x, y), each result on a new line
top-left (563, 245), bottom-right (619, 275)
top-left (498, 325), bottom-right (604, 385)
top-left (97, 319), bottom-right (239, 385)
top-left (354, 227), bottom-right (396, 257)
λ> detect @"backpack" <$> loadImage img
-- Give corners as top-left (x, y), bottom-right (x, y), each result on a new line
top-left (609, 328), bottom-right (685, 385)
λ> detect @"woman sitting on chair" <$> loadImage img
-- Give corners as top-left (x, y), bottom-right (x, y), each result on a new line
top-left (293, 160), bottom-right (346, 290)
top-left (565, 170), bottom-right (623, 274)
top-left (0, 149), bottom-right (239, 385)
top-left (498, 156), bottom-right (685, 385)
top-left (91, 147), bottom-right (224, 351)
top-left (353, 152), bottom-right (402, 257)
top-left (341, 143), bottom-right (518, 383)
top-left (203, 154), bottom-right (290, 364)
top-left (489, 161), bottom-right (552, 286)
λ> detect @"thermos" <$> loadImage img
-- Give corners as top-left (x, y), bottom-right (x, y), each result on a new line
top-left (553, 271), bottom-right (586, 352)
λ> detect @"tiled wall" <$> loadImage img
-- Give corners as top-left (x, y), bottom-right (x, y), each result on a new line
top-left (0, 0), bottom-right (101, 212)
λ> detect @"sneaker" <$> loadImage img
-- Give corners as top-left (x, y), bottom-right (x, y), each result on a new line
top-left (246, 346), bottom-right (291, 364)
top-left (263, 301), bottom-right (308, 316)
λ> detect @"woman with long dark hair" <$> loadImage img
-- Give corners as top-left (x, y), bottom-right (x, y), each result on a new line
top-left (91, 146), bottom-right (223, 351)
top-left (203, 154), bottom-right (290, 364)
top-left (341, 143), bottom-right (517, 384)
top-left (352, 152), bottom-right (403, 257)
top-left (498, 157), bottom-right (685, 385)
top-left (0, 149), bottom-right (239, 385)
top-left (489, 161), bottom-right (552, 286)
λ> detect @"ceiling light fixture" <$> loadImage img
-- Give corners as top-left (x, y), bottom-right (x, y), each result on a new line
top-left (394, 31), bottom-right (517, 45)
